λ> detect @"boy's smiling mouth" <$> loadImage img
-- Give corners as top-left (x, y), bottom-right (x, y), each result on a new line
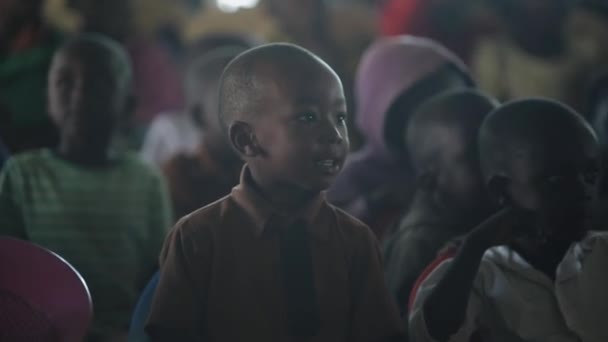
top-left (315, 159), bottom-right (342, 175)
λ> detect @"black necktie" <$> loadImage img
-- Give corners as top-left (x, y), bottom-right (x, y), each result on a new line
top-left (279, 219), bottom-right (320, 338)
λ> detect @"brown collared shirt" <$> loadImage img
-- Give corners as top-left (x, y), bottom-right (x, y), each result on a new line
top-left (146, 168), bottom-right (404, 342)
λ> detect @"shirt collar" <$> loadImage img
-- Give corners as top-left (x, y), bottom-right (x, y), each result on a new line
top-left (231, 165), bottom-right (329, 241)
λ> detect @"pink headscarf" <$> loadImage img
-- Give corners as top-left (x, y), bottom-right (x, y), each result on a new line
top-left (328, 36), bottom-right (472, 232)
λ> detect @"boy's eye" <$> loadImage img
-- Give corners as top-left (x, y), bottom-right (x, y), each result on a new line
top-left (297, 112), bottom-right (317, 123)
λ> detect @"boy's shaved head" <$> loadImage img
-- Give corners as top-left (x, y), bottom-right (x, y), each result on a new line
top-left (407, 90), bottom-right (497, 171)
top-left (59, 33), bottom-right (132, 93)
top-left (218, 43), bottom-right (341, 130)
top-left (479, 98), bottom-right (597, 182)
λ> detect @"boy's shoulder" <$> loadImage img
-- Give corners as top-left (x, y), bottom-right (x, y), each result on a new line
top-left (169, 194), bottom-right (234, 239)
top-left (327, 202), bottom-right (378, 245)
top-left (3, 149), bottom-right (55, 173)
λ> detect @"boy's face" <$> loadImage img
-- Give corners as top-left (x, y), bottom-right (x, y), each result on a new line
top-left (428, 123), bottom-right (489, 223)
top-left (246, 63), bottom-right (349, 192)
top-left (505, 132), bottom-right (600, 243)
top-left (48, 48), bottom-right (126, 149)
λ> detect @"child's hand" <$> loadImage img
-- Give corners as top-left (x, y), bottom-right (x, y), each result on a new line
top-left (466, 207), bottom-right (536, 250)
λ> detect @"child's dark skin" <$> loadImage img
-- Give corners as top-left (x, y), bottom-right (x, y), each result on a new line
top-left (48, 38), bottom-right (131, 166)
top-left (225, 45), bottom-right (349, 211)
top-left (421, 99), bottom-right (600, 341)
top-left (406, 91), bottom-right (497, 231)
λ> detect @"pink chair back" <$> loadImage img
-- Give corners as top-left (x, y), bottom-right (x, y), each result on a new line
top-left (0, 238), bottom-right (92, 342)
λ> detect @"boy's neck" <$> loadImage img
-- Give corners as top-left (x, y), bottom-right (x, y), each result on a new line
top-left (248, 168), bottom-right (320, 213)
top-left (56, 141), bottom-right (113, 167)
top-left (404, 192), bottom-right (445, 226)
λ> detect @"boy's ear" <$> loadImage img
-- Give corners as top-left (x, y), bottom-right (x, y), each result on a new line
top-left (229, 121), bottom-right (260, 157)
top-left (487, 174), bottom-right (511, 207)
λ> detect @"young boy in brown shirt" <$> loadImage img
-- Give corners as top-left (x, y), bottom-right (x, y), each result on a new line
top-left (145, 43), bottom-right (404, 342)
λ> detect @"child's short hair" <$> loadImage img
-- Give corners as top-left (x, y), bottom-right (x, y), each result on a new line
top-left (479, 98), bottom-right (596, 182)
top-left (218, 43), bottom-right (337, 130)
top-left (59, 33), bottom-right (132, 93)
top-left (406, 90), bottom-right (497, 172)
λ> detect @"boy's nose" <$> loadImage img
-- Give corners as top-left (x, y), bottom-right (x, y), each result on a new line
top-left (319, 123), bottom-right (344, 145)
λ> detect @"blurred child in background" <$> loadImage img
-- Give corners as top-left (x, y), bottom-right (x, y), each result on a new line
top-left (0, 35), bottom-right (172, 341)
top-left (328, 36), bottom-right (473, 238)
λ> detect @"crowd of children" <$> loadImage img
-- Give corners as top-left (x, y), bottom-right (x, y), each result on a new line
top-left (1, 0), bottom-right (608, 342)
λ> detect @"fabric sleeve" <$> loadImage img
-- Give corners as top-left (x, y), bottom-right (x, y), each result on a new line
top-left (409, 258), bottom-right (483, 342)
top-left (349, 225), bottom-right (405, 342)
top-left (145, 217), bottom-right (211, 342)
top-left (0, 158), bottom-right (27, 239)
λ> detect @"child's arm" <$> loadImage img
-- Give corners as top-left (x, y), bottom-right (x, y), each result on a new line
top-left (145, 218), bottom-right (212, 342)
top-left (0, 158), bottom-right (27, 239)
top-left (416, 208), bottom-right (521, 341)
top-left (349, 225), bottom-right (405, 342)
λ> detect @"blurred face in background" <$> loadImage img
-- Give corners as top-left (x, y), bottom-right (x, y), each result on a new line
top-left (68, 0), bottom-right (133, 42)
top-left (0, 0), bottom-right (43, 44)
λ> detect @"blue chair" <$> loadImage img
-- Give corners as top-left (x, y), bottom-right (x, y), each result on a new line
top-left (128, 271), bottom-right (160, 342)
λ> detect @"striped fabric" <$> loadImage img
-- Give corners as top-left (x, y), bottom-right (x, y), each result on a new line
top-left (0, 149), bottom-right (173, 339)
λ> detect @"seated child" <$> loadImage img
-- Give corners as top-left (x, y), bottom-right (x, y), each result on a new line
top-left (146, 43), bottom-right (404, 342)
top-left (327, 36), bottom-right (474, 238)
top-left (162, 47), bottom-right (245, 220)
top-left (0, 0), bottom-right (62, 152)
top-left (140, 34), bottom-right (257, 167)
top-left (0, 34), bottom-right (173, 341)
top-left (410, 99), bottom-right (608, 341)
top-left (383, 90), bottom-right (497, 315)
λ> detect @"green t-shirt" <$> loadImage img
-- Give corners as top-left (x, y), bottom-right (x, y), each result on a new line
top-left (0, 149), bottom-right (173, 339)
